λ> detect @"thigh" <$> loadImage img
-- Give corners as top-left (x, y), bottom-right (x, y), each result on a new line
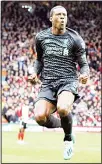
top-left (57, 91), bottom-right (75, 110)
top-left (58, 80), bottom-right (80, 102)
top-left (34, 99), bottom-right (56, 118)
top-left (36, 86), bottom-right (57, 106)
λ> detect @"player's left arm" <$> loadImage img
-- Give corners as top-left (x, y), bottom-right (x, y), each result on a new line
top-left (75, 35), bottom-right (90, 84)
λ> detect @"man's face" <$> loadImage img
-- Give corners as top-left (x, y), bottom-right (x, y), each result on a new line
top-left (50, 8), bottom-right (67, 30)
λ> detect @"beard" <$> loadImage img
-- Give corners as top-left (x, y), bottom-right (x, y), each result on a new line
top-left (58, 24), bottom-right (65, 30)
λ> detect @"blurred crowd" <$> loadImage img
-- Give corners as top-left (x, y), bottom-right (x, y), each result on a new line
top-left (2, 1), bottom-right (101, 126)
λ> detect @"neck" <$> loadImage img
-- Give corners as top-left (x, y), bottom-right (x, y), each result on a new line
top-left (51, 27), bottom-right (66, 35)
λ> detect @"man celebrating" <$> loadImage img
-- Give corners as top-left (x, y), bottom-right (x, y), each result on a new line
top-left (28, 5), bottom-right (89, 160)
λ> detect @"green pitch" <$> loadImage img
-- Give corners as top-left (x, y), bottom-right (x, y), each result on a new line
top-left (2, 131), bottom-right (101, 163)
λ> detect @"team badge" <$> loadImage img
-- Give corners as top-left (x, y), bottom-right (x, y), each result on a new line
top-left (63, 48), bottom-right (69, 56)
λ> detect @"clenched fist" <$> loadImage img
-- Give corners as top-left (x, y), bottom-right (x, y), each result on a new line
top-left (27, 73), bottom-right (40, 84)
top-left (79, 73), bottom-right (89, 84)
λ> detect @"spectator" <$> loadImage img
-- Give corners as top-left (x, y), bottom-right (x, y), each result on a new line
top-left (1, 1), bottom-right (101, 125)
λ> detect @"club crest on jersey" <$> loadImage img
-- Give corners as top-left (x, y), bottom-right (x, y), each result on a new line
top-left (63, 48), bottom-right (69, 56)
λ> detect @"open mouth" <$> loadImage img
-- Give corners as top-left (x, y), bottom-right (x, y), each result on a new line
top-left (61, 21), bottom-right (64, 25)
top-left (61, 23), bottom-right (64, 26)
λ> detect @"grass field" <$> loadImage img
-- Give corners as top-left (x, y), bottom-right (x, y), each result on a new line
top-left (2, 131), bottom-right (101, 163)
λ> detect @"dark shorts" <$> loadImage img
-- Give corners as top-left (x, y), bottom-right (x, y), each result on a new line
top-left (35, 80), bottom-right (80, 106)
top-left (22, 121), bottom-right (27, 129)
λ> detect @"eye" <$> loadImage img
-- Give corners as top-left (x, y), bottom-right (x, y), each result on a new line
top-left (56, 13), bottom-right (67, 17)
top-left (56, 13), bottom-right (61, 16)
top-left (63, 13), bottom-right (65, 16)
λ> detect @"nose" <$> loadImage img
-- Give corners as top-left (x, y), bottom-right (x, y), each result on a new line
top-left (60, 14), bottom-right (65, 20)
top-left (61, 14), bottom-right (64, 17)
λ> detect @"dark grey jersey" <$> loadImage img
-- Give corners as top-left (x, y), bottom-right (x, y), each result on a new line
top-left (34, 28), bottom-right (89, 84)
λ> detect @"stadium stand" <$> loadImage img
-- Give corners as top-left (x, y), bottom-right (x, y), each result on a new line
top-left (1, 1), bottom-right (101, 126)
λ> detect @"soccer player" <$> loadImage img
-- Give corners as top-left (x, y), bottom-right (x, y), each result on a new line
top-left (17, 98), bottom-right (29, 144)
top-left (28, 6), bottom-right (89, 160)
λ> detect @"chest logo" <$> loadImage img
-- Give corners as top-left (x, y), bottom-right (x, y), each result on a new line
top-left (63, 48), bottom-right (69, 56)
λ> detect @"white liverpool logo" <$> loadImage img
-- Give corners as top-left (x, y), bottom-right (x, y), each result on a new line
top-left (63, 48), bottom-right (69, 56)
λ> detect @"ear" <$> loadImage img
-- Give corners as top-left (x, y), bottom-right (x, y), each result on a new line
top-left (50, 16), bottom-right (52, 22)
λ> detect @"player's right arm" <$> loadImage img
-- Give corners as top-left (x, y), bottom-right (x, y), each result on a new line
top-left (28, 33), bottom-right (43, 83)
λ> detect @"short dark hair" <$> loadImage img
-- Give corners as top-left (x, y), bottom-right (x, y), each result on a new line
top-left (50, 5), bottom-right (67, 17)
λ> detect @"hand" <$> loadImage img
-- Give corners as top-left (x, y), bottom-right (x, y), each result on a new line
top-left (79, 73), bottom-right (89, 84)
top-left (27, 73), bottom-right (39, 84)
